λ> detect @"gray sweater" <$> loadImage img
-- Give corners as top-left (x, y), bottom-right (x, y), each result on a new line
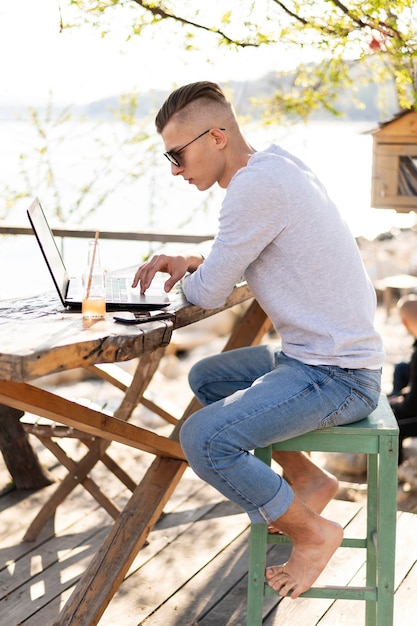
top-left (182, 144), bottom-right (384, 370)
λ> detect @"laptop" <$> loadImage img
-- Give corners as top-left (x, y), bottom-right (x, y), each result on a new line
top-left (27, 198), bottom-right (171, 310)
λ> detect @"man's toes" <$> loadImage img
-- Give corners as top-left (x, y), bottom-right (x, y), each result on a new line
top-left (265, 564), bottom-right (301, 597)
top-left (266, 566), bottom-right (291, 591)
top-left (281, 581), bottom-right (302, 598)
top-left (269, 575), bottom-right (297, 597)
top-left (265, 564), bottom-right (286, 580)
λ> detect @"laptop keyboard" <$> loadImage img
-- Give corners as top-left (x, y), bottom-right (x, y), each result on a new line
top-left (106, 277), bottom-right (128, 302)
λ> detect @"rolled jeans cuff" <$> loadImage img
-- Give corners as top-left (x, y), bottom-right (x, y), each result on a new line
top-left (246, 477), bottom-right (294, 524)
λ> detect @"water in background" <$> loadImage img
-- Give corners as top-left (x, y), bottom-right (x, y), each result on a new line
top-left (1, 118), bottom-right (415, 301)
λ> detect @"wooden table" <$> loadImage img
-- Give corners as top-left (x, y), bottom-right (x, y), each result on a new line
top-left (0, 284), bottom-right (271, 625)
top-left (374, 273), bottom-right (417, 317)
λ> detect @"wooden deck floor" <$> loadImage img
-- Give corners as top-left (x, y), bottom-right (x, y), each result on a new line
top-left (0, 422), bottom-right (416, 626)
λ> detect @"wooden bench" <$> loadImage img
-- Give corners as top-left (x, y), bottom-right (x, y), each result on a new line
top-left (374, 273), bottom-right (417, 317)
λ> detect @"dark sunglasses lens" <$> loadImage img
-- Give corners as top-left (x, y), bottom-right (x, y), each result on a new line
top-left (164, 152), bottom-right (180, 167)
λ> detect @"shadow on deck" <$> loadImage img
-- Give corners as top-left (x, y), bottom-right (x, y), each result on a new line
top-left (1, 426), bottom-right (416, 625)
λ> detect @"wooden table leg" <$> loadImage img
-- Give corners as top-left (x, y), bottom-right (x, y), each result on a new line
top-left (55, 301), bottom-right (270, 626)
top-left (22, 346), bottom-right (175, 540)
top-left (0, 403), bottom-right (52, 489)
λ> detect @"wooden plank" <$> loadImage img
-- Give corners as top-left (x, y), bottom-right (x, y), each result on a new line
top-left (98, 500), bottom-right (252, 625)
top-left (0, 224), bottom-right (214, 244)
top-left (0, 381), bottom-right (184, 460)
top-left (19, 347), bottom-right (171, 541)
top-left (0, 294), bottom-right (264, 620)
top-left (392, 510), bottom-right (417, 590)
top-left (0, 286), bottom-right (253, 533)
top-left (0, 440), bottom-right (152, 554)
top-left (103, 500), bottom-right (363, 626)
top-left (54, 456), bottom-right (189, 625)
top-left (5, 477), bottom-right (223, 624)
top-left (0, 521), bottom-right (121, 621)
top-left (112, 347), bottom-right (166, 423)
top-left (317, 510), bottom-right (417, 625)
top-left (6, 389), bottom-right (184, 542)
top-left (87, 363), bottom-right (180, 424)
top-left (0, 313), bottom-right (173, 382)
top-left (1, 465), bottom-right (417, 626)
top-left (21, 438), bottom-right (121, 541)
top-left (115, 532), bottom-right (260, 626)
top-left (0, 462), bottom-right (205, 618)
top-left (2, 529), bottom-right (107, 626)
top-left (0, 424), bottom-right (171, 551)
top-left (197, 558), bottom-right (281, 626)
top-left (173, 285), bottom-right (255, 330)
top-left (1, 493), bottom-right (121, 623)
top-left (393, 558), bottom-right (417, 625)
top-left (0, 284), bottom-right (253, 383)
top-left (54, 301), bottom-right (269, 625)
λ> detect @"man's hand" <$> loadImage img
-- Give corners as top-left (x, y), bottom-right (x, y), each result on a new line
top-left (132, 253), bottom-right (204, 294)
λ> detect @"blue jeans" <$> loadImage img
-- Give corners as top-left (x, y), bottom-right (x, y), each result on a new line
top-left (180, 345), bottom-right (381, 524)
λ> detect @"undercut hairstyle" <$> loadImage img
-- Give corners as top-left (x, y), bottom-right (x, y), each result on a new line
top-left (155, 81), bottom-right (228, 133)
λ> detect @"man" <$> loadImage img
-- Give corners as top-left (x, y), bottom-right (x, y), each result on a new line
top-left (133, 81), bottom-right (384, 598)
top-left (389, 295), bottom-right (417, 463)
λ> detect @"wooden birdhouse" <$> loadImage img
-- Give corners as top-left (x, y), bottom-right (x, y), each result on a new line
top-left (371, 110), bottom-right (417, 212)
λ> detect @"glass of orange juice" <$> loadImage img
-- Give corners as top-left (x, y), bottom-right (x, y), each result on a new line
top-left (82, 239), bottom-right (106, 320)
top-left (82, 295), bottom-right (106, 319)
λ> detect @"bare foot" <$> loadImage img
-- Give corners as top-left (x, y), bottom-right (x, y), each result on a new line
top-left (268, 451), bottom-right (338, 533)
top-left (266, 500), bottom-right (343, 598)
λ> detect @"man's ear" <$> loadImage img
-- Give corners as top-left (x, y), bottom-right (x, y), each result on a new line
top-left (210, 128), bottom-right (227, 148)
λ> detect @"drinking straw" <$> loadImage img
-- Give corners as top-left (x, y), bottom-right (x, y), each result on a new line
top-left (86, 231), bottom-right (99, 299)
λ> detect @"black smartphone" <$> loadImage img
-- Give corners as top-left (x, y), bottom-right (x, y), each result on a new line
top-left (113, 310), bottom-right (174, 325)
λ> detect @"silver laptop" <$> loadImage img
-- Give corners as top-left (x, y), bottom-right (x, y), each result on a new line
top-left (27, 198), bottom-right (170, 310)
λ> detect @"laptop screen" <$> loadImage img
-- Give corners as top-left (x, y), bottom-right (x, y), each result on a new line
top-left (27, 197), bottom-right (172, 310)
top-left (27, 198), bottom-right (69, 303)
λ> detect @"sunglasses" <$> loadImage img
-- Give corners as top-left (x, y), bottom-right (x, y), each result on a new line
top-left (163, 128), bottom-right (226, 168)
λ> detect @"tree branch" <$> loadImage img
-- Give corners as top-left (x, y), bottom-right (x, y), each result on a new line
top-left (330, 0), bottom-right (403, 40)
top-left (131, 0), bottom-right (260, 47)
top-left (270, 0), bottom-right (308, 25)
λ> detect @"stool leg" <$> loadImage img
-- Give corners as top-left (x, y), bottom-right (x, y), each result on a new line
top-left (247, 523), bottom-right (268, 626)
top-left (374, 434), bottom-right (398, 626)
top-left (366, 452), bottom-right (378, 626)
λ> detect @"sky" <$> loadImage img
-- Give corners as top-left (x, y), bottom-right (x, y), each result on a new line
top-left (0, 0), bottom-right (285, 106)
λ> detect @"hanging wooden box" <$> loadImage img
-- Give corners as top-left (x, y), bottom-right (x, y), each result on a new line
top-left (371, 110), bottom-right (417, 212)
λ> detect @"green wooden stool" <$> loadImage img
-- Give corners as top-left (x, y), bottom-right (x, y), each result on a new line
top-left (247, 394), bottom-right (399, 626)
